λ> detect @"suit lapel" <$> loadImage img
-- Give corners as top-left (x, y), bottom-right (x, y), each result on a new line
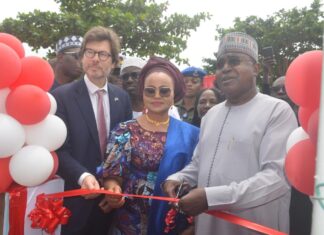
top-left (74, 79), bottom-right (100, 149)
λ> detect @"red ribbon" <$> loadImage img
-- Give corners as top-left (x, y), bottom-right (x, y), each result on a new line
top-left (8, 185), bottom-right (27, 235)
top-left (205, 211), bottom-right (287, 235)
top-left (31, 189), bottom-right (287, 235)
top-left (28, 194), bottom-right (71, 234)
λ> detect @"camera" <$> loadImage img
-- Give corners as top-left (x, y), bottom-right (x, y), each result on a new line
top-left (262, 46), bottom-right (274, 59)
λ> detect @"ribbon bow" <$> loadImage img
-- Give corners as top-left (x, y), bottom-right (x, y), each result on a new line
top-left (28, 193), bottom-right (71, 234)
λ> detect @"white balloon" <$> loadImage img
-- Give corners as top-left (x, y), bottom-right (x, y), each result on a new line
top-left (0, 88), bottom-right (10, 113)
top-left (9, 145), bottom-right (54, 187)
top-left (0, 113), bottom-right (25, 158)
top-left (47, 92), bottom-right (57, 114)
top-left (24, 114), bottom-right (67, 151)
top-left (286, 127), bottom-right (310, 153)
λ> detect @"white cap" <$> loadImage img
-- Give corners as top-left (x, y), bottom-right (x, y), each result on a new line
top-left (120, 57), bottom-right (146, 73)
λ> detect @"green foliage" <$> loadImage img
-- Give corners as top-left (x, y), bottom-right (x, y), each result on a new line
top-left (203, 0), bottom-right (323, 78)
top-left (0, 0), bottom-right (210, 63)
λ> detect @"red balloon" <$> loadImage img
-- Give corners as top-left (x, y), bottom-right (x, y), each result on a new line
top-left (0, 157), bottom-right (13, 193)
top-left (0, 33), bottom-right (25, 58)
top-left (285, 139), bottom-right (316, 195)
top-left (298, 106), bottom-right (316, 131)
top-left (10, 56), bottom-right (54, 91)
top-left (308, 109), bottom-right (319, 144)
top-left (0, 43), bottom-right (22, 88)
top-left (6, 85), bottom-right (51, 125)
top-left (47, 151), bottom-right (59, 180)
top-left (285, 50), bottom-right (323, 108)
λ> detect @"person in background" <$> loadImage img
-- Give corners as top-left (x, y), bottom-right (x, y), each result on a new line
top-left (270, 76), bottom-right (311, 235)
top-left (50, 35), bottom-right (83, 90)
top-left (192, 88), bottom-right (225, 127)
top-left (108, 66), bottom-right (123, 88)
top-left (120, 56), bottom-right (147, 118)
top-left (271, 76), bottom-right (298, 115)
top-left (176, 66), bottom-right (206, 124)
top-left (51, 26), bottom-right (132, 235)
top-left (260, 51), bottom-right (276, 95)
top-left (101, 56), bottom-right (199, 235)
top-left (163, 32), bottom-right (298, 235)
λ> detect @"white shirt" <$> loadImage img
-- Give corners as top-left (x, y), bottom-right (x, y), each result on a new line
top-left (168, 93), bottom-right (298, 235)
top-left (78, 75), bottom-right (111, 186)
top-left (84, 75), bottom-right (110, 135)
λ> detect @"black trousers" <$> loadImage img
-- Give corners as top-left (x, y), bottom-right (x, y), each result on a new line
top-left (289, 187), bottom-right (313, 235)
top-left (61, 195), bottom-right (114, 235)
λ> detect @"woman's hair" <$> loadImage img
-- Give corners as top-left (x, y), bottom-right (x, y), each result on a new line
top-left (138, 56), bottom-right (185, 103)
top-left (80, 26), bottom-right (120, 64)
top-left (192, 88), bottom-right (225, 127)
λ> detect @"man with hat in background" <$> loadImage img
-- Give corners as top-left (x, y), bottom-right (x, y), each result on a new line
top-left (120, 56), bottom-right (147, 117)
top-left (163, 32), bottom-right (297, 234)
top-left (176, 66), bottom-right (206, 124)
top-left (50, 35), bottom-right (83, 90)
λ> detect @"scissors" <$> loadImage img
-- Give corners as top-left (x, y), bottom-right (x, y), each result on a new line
top-left (175, 181), bottom-right (184, 199)
top-left (174, 181), bottom-right (185, 214)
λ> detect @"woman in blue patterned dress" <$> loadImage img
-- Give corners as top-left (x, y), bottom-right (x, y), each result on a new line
top-left (101, 56), bottom-right (199, 235)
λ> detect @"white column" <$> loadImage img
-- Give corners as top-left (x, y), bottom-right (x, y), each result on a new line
top-left (311, 39), bottom-right (324, 235)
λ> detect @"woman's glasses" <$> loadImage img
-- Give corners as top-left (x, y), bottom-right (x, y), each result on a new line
top-left (143, 87), bottom-right (172, 97)
top-left (121, 72), bottom-right (140, 81)
top-left (216, 55), bottom-right (254, 70)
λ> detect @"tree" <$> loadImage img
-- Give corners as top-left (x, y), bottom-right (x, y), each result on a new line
top-left (203, 0), bottom-right (323, 78)
top-left (0, 0), bottom-right (210, 64)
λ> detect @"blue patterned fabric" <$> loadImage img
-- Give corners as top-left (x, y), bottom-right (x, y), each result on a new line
top-left (147, 117), bottom-right (199, 234)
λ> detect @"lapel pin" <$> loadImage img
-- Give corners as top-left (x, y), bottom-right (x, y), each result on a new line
top-left (114, 97), bottom-right (119, 102)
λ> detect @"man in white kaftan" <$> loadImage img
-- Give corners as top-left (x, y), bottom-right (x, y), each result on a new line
top-left (163, 32), bottom-right (298, 235)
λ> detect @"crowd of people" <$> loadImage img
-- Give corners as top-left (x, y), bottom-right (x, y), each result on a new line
top-left (50, 26), bottom-right (310, 235)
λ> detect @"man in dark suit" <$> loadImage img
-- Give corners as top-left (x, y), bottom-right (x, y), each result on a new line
top-left (51, 26), bottom-right (132, 235)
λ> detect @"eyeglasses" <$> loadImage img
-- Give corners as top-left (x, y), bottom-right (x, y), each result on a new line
top-left (62, 51), bottom-right (80, 60)
top-left (216, 55), bottom-right (254, 70)
top-left (184, 77), bottom-right (201, 84)
top-left (143, 87), bottom-right (172, 97)
top-left (121, 72), bottom-right (140, 81)
top-left (84, 48), bottom-right (112, 61)
top-left (271, 85), bottom-right (286, 94)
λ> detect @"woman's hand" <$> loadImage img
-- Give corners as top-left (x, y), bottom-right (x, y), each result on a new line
top-left (102, 178), bottom-right (125, 209)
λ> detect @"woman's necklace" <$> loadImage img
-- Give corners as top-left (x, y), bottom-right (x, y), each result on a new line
top-left (145, 113), bottom-right (170, 126)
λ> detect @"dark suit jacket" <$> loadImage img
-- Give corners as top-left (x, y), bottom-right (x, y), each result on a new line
top-left (51, 78), bottom-right (132, 234)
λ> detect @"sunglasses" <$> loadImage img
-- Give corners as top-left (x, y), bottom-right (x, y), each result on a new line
top-left (216, 55), bottom-right (254, 70)
top-left (121, 72), bottom-right (140, 81)
top-left (62, 51), bottom-right (80, 59)
top-left (271, 85), bottom-right (286, 94)
top-left (143, 87), bottom-right (172, 97)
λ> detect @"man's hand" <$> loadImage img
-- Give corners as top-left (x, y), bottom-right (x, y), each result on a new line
top-left (178, 188), bottom-right (208, 216)
top-left (162, 180), bottom-right (182, 198)
top-left (81, 175), bottom-right (101, 199)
